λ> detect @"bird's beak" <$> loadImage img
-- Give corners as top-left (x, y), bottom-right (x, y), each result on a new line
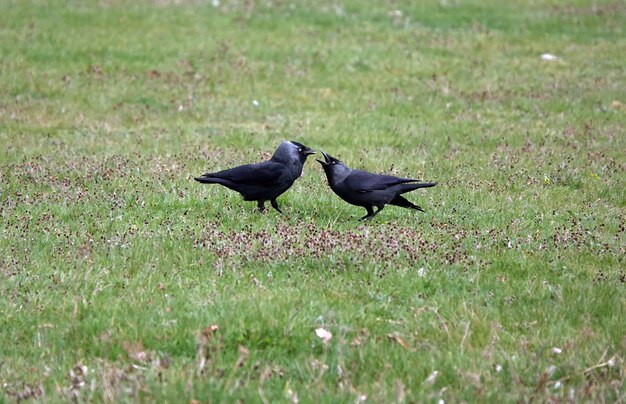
top-left (303, 147), bottom-right (316, 156)
top-left (316, 150), bottom-right (331, 166)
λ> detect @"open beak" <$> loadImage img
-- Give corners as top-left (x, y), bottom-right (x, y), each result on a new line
top-left (316, 150), bottom-right (331, 166)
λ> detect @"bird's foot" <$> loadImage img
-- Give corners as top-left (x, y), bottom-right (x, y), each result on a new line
top-left (359, 206), bottom-right (383, 221)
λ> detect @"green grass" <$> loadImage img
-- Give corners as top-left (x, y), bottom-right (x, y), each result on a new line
top-left (1, 0), bottom-right (625, 401)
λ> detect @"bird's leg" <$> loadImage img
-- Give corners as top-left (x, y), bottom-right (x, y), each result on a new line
top-left (360, 206), bottom-right (384, 221)
top-left (257, 200), bottom-right (266, 213)
top-left (370, 206), bottom-right (384, 219)
top-left (359, 206), bottom-right (375, 221)
top-left (270, 199), bottom-right (283, 214)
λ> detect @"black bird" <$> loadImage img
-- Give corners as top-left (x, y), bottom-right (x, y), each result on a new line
top-left (195, 141), bottom-right (315, 213)
top-left (317, 151), bottom-right (436, 220)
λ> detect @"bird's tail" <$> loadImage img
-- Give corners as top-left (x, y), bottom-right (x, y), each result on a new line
top-left (194, 174), bottom-right (225, 184)
top-left (389, 195), bottom-right (425, 212)
top-left (399, 182), bottom-right (437, 194)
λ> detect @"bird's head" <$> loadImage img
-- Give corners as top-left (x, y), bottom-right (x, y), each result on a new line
top-left (316, 151), bottom-right (351, 181)
top-left (272, 141), bottom-right (316, 164)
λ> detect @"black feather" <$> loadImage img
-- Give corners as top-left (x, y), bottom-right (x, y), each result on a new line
top-left (195, 141), bottom-right (315, 213)
top-left (317, 151), bottom-right (436, 220)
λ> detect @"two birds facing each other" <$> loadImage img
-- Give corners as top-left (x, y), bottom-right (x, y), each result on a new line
top-left (194, 140), bottom-right (436, 221)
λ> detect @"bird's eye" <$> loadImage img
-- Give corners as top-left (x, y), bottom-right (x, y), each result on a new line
top-left (331, 161), bottom-right (336, 165)
top-left (298, 148), bottom-right (302, 152)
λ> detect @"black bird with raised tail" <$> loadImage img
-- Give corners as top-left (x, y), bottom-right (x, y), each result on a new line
top-left (195, 141), bottom-right (315, 213)
top-left (317, 151), bottom-right (436, 220)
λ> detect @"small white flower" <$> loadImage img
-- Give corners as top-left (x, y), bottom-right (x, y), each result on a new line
top-left (495, 364), bottom-right (503, 373)
top-left (315, 327), bottom-right (332, 343)
top-left (211, 0), bottom-right (220, 7)
top-left (552, 347), bottom-right (562, 354)
top-left (252, 99), bottom-right (260, 107)
top-left (417, 267), bottom-right (426, 277)
top-left (541, 53), bottom-right (558, 61)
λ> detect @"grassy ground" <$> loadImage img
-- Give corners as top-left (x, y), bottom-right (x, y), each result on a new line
top-left (1, 0), bottom-right (625, 401)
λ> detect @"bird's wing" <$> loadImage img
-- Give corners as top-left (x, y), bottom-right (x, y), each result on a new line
top-left (201, 161), bottom-right (285, 185)
top-left (344, 170), bottom-right (417, 192)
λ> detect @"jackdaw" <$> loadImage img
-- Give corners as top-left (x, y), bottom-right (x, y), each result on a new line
top-left (195, 141), bottom-right (315, 213)
top-left (317, 151), bottom-right (436, 220)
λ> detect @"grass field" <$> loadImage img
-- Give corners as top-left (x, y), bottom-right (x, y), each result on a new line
top-left (1, 0), bottom-right (625, 401)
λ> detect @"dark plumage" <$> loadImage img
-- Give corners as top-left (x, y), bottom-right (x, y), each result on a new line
top-left (195, 141), bottom-right (315, 213)
top-left (317, 151), bottom-right (436, 220)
